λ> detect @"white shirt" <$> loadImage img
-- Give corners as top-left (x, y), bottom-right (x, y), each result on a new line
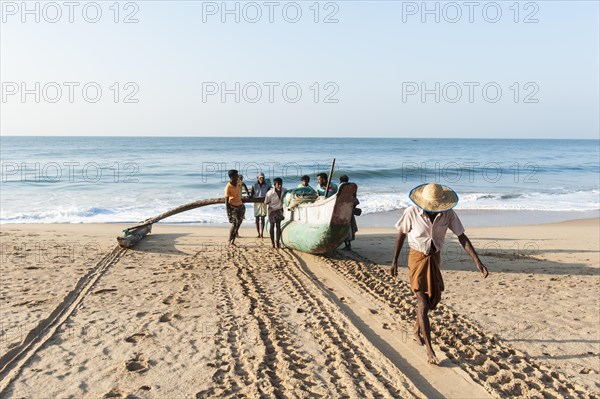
top-left (264, 187), bottom-right (287, 212)
top-left (395, 205), bottom-right (465, 254)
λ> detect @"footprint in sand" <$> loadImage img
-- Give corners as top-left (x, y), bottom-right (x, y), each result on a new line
top-left (159, 313), bottom-right (180, 323)
top-left (103, 389), bottom-right (124, 398)
top-left (196, 388), bottom-right (220, 398)
top-left (126, 353), bottom-right (149, 373)
top-left (93, 288), bottom-right (118, 295)
top-left (125, 333), bottom-right (147, 344)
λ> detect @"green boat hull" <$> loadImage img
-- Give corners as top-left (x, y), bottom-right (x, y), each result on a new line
top-left (272, 182), bottom-right (357, 254)
top-left (281, 222), bottom-right (350, 254)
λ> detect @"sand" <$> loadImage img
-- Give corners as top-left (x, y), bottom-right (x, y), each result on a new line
top-left (0, 218), bottom-right (598, 398)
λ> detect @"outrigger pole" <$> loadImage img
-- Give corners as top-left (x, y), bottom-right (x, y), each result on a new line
top-left (117, 197), bottom-right (265, 248)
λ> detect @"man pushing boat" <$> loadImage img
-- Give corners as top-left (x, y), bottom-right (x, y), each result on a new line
top-left (225, 169), bottom-right (245, 246)
top-left (389, 183), bottom-right (489, 365)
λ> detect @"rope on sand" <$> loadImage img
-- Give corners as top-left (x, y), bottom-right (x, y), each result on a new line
top-left (0, 245), bottom-right (127, 395)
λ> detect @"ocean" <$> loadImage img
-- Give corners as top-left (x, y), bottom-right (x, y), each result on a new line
top-left (1, 137), bottom-right (598, 225)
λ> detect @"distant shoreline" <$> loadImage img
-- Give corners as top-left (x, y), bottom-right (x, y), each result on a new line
top-left (2, 135), bottom-right (599, 140)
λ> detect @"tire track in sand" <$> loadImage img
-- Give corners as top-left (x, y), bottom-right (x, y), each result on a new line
top-left (0, 246), bottom-right (126, 396)
top-left (196, 250), bottom-right (260, 399)
top-left (263, 247), bottom-right (422, 399)
top-left (322, 251), bottom-right (598, 399)
top-left (234, 249), bottom-right (330, 399)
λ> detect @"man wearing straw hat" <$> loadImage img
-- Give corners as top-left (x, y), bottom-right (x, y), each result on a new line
top-left (390, 183), bottom-right (489, 365)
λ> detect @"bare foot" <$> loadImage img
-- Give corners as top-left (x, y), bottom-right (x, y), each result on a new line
top-left (427, 351), bottom-right (438, 365)
top-left (413, 332), bottom-right (425, 346)
top-left (228, 241), bottom-right (236, 247)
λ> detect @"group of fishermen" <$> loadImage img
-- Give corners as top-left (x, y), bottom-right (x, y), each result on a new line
top-left (224, 170), bottom-right (353, 249)
top-left (224, 170), bottom-right (489, 365)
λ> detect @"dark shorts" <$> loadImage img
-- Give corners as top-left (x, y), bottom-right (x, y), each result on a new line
top-left (268, 209), bottom-right (284, 224)
top-left (229, 204), bottom-right (245, 225)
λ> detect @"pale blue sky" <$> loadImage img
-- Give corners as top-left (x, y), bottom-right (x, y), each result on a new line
top-left (1, 0), bottom-right (599, 138)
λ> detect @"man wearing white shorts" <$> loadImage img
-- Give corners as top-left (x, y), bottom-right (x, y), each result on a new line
top-left (250, 172), bottom-right (271, 238)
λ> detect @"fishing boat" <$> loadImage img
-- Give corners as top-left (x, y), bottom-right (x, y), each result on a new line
top-left (279, 182), bottom-right (357, 254)
top-left (118, 159), bottom-right (355, 254)
top-left (118, 185), bottom-right (357, 254)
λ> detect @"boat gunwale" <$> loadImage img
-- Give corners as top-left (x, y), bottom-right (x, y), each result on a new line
top-left (288, 182), bottom-right (357, 211)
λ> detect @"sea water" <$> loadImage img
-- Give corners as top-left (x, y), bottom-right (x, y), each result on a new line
top-left (1, 137), bottom-right (598, 225)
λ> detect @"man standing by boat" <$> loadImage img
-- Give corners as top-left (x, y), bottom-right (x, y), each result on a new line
top-left (315, 173), bottom-right (337, 198)
top-left (224, 169), bottom-right (245, 246)
top-left (250, 172), bottom-right (271, 238)
top-left (264, 177), bottom-right (287, 249)
top-left (339, 175), bottom-right (360, 250)
top-left (389, 183), bottom-right (489, 365)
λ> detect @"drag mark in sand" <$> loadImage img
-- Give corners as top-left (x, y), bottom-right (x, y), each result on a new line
top-left (225, 246), bottom-right (423, 399)
top-left (234, 249), bottom-right (327, 398)
top-left (191, 244), bottom-right (424, 398)
top-left (0, 245), bottom-right (127, 396)
top-left (273, 249), bottom-right (421, 399)
top-left (196, 261), bottom-right (259, 399)
top-left (323, 251), bottom-right (598, 399)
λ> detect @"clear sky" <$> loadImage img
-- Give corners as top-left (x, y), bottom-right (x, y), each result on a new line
top-left (1, 0), bottom-right (599, 138)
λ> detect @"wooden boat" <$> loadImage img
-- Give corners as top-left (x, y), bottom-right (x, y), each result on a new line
top-left (118, 157), bottom-right (355, 254)
top-left (279, 182), bottom-right (357, 254)
top-left (118, 185), bottom-right (356, 254)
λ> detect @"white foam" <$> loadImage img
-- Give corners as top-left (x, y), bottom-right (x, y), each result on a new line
top-left (1, 190), bottom-right (598, 224)
top-left (358, 190), bottom-right (600, 214)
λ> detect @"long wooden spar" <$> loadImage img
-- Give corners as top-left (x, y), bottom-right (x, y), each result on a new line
top-left (117, 197), bottom-right (265, 248)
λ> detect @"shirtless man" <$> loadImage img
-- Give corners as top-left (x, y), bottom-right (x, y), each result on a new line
top-left (390, 183), bottom-right (489, 364)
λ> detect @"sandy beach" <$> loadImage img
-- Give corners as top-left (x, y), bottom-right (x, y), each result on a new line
top-left (0, 218), bottom-right (598, 398)
top-left (4, 0), bottom-right (599, 396)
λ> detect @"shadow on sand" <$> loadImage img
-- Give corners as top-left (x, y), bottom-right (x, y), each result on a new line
top-left (352, 233), bottom-right (599, 277)
top-left (129, 233), bottom-right (192, 256)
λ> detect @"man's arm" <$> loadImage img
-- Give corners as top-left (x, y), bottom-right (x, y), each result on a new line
top-left (389, 232), bottom-right (407, 277)
top-left (458, 233), bottom-right (489, 278)
top-left (225, 197), bottom-right (231, 221)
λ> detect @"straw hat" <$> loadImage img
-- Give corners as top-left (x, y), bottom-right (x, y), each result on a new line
top-left (409, 183), bottom-right (458, 212)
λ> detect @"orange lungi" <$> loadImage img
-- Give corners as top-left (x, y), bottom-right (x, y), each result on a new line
top-left (407, 249), bottom-right (444, 310)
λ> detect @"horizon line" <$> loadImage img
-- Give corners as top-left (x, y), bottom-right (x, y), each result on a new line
top-left (1, 135), bottom-right (598, 140)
